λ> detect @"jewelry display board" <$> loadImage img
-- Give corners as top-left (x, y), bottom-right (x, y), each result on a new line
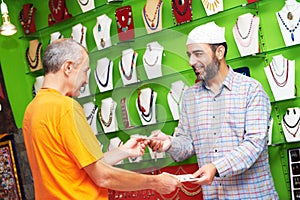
top-left (48, 0), bottom-right (72, 26)
top-left (119, 48), bottom-right (138, 86)
top-left (77, 0), bottom-right (95, 13)
top-left (83, 101), bottom-right (98, 135)
top-left (99, 97), bottom-right (118, 133)
top-left (201, 0), bottom-right (224, 16)
top-left (94, 57), bottom-right (114, 93)
top-left (19, 3), bottom-right (37, 35)
top-left (49, 31), bottom-right (63, 43)
top-left (0, 134), bottom-right (23, 200)
top-left (115, 5), bottom-right (135, 41)
top-left (71, 23), bottom-right (88, 49)
top-left (25, 39), bottom-right (43, 72)
top-left (136, 87), bottom-right (157, 126)
top-left (93, 14), bottom-right (112, 50)
top-left (171, 0), bottom-right (193, 25)
top-left (288, 148), bottom-right (300, 200)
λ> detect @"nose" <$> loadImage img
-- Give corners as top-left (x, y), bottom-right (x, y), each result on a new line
top-left (189, 54), bottom-right (197, 67)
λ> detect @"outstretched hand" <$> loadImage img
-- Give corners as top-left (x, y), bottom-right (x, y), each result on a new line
top-left (190, 163), bottom-right (217, 185)
top-left (148, 130), bottom-right (172, 152)
top-left (119, 137), bottom-right (149, 157)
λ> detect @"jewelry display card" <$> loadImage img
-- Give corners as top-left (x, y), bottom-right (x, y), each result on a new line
top-left (77, 0), bottom-right (95, 13)
top-left (33, 75), bottom-right (44, 97)
top-left (94, 57), bottom-right (113, 93)
top-left (282, 107), bottom-right (300, 143)
top-left (120, 97), bottom-right (133, 129)
top-left (276, 0), bottom-right (300, 47)
top-left (201, 0), bottom-right (223, 16)
top-left (19, 3), bottom-right (37, 35)
top-left (99, 97), bottom-right (119, 133)
top-left (115, 5), bottom-right (135, 41)
top-left (288, 148), bottom-right (300, 200)
top-left (25, 39), bottom-right (43, 72)
top-left (171, 0), bottom-right (192, 25)
top-left (142, 0), bottom-right (163, 34)
top-left (83, 102), bottom-right (98, 135)
top-left (264, 54), bottom-right (295, 101)
top-left (143, 41), bottom-right (164, 80)
top-left (136, 87), bottom-right (157, 126)
top-left (93, 14), bottom-right (112, 50)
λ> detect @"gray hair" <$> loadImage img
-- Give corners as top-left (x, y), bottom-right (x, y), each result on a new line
top-left (42, 38), bottom-right (87, 74)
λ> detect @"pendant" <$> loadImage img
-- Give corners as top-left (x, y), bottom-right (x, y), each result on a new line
top-left (151, 22), bottom-right (155, 27)
top-left (291, 33), bottom-right (295, 42)
top-left (26, 29), bottom-right (30, 34)
top-left (287, 12), bottom-right (293, 20)
top-left (98, 24), bottom-right (101, 32)
top-left (100, 38), bottom-right (105, 48)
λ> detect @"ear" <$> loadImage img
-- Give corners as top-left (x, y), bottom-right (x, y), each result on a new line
top-left (62, 61), bottom-right (73, 76)
top-left (216, 45), bottom-right (225, 60)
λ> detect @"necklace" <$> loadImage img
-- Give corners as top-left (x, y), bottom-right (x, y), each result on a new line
top-left (283, 109), bottom-right (300, 138)
top-left (78, 0), bottom-right (89, 6)
top-left (99, 102), bottom-right (114, 127)
top-left (95, 60), bottom-right (111, 88)
top-left (278, 12), bottom-right (300, 42)
top-left (172, 0), bottom-right (189, 16)
top-left (201, 0), bottom-right (220, 12)
top-left (270, 56), bottom-right (285, 77)
top-left (26, 42), bottom-right (42, 69)
top-left (86, 105), bottom-right (97, 125)
top-left (234, 15), bottom-right (256, 47)
top-left (97, 24), bottom-right (106, 48)
top-left (19, 4), bottom-right (34, 35)
top-left (143, 56), bottom-right (158, 67)
top-left (143, 0), bottom-right (162, 30)
top-left (120, 51), bottom-right (136, 80)
top-left (170, 86), bottom-right (185, 115)
top-left (50, 0), bottom-right (62, 14)
top-left (137, 89), bottom-right (154, 122)
top-left (80, 26), bottom-right (85, 44)
top-left (115, 6), bottom-right (132, 32)
top-left (269, 59), bottom-right (289, 87)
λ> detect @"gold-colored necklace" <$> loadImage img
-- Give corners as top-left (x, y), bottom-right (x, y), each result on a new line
top-left (201, 0), bottom-right (220, 12)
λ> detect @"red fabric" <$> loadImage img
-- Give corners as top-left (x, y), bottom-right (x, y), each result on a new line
top-left (109, 163), bottom-right (203, 200)
top-left (172, 0), bottom-right (192, 25)
top-left (248, 0), bottom-right (259, 3)
top-left (20, 4), bottom-right (37, 35)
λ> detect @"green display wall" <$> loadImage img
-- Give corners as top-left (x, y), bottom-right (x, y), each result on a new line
top-left (0, 0), bottom-right (299, 199)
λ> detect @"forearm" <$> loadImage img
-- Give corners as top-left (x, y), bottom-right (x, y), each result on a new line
top-left (167, 135), bottom-right (194, 162)
top-left (102, 147), bottom-right (128, 165)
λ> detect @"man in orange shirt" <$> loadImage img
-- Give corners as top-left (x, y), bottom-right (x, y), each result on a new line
top-left (22, 38), bottom-right (180, 200)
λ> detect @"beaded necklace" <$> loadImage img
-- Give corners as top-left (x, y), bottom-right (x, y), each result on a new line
top-left (234, 15), bottom-right (255, 47)
top-left (78, 0), bottom-right (89, 6)
top-left (268, 59), bottom-right (289, 87)
top-left (137, 89), bottom-right (154, 122)
top-left (99, 102), bottom-right (114, 127)
top-left (86, 105), bottom-right (97, 125)
top-left (143, 0), bottom-right (162, 30)
top-left (50, 0), bottom-right (62, 14)
top-left (19, 4), bottom-right (34, 35)
top-left (120, 51), bottom-right (136, 80)
top-left (95, 60), bottom-right (111, 88)
top-left (278, 12), bottom-right (300, 42)
top-left (26, 42), bottom-right (42, 69)
top-left (283, 109), bottom-right (300, 138)
top-left (169, 86), bottom-right (185, 115)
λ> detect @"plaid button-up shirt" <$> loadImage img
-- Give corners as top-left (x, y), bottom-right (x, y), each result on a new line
top-left (168, 67), bottom-right (278, 199)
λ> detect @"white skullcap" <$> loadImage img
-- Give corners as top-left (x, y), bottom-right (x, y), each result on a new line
top-left (186, 21), bottom-right (226, 45)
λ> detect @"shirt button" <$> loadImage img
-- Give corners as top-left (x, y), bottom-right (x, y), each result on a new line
top-left (214, 132), bottom-right (216, 135)
top-left (215, 149), bottom-right (218, 152)
top-left (212, 116), bottom-right (215, 118)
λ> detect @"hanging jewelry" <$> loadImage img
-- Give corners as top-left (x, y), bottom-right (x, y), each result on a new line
top-left (86, 105), bottom-right (97, 125)
top-left (143, 0), bottom-right (162, 30)
top-left (80, 26), bottom-right (85, 45)
top-left (170, 86), bottom-right (185, 115)
top-left (97, 24), bottom-right (106, 48)
top-left (173, 0), bottom-right (189, 16)
top-left (95, 60), bottom-right (111, 88)
top-left (143, 56), bottom-right (158, 67)
top-left (137, 89), bottom-right (154, 122)
top-left (120, 51), bottom-right (137, 80)
top-left (201, 0), bottom-right (220, 12)
top-left (269, 59), bottom-right (289, 87)
top-left (99, 102), bottom-right (114, 127)
top-left (50, 0), bottom-right (62, 14)
top-left (234, 15), bottom-right (255, 47)
top-left (19, 4), bottom-right (34, 35)
top-left (283, 109), bottom-right (300, 138)
top-left (278, 12), bottom-right (300, 42)
top-left (115, 7), bottom-right (132, 32)
top-left (78, 0), bottom-right (89, 6)
top-left (26, 42), bottom-right (42, 69)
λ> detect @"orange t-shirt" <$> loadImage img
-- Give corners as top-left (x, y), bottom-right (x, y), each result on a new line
top-left (23, 88), bottom-right (108, 200)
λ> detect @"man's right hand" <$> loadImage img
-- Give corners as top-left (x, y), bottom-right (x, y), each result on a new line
top-left (148, 130), bottom-right (172, 152)
top-left (153, 173), bottom-right (181, 194)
